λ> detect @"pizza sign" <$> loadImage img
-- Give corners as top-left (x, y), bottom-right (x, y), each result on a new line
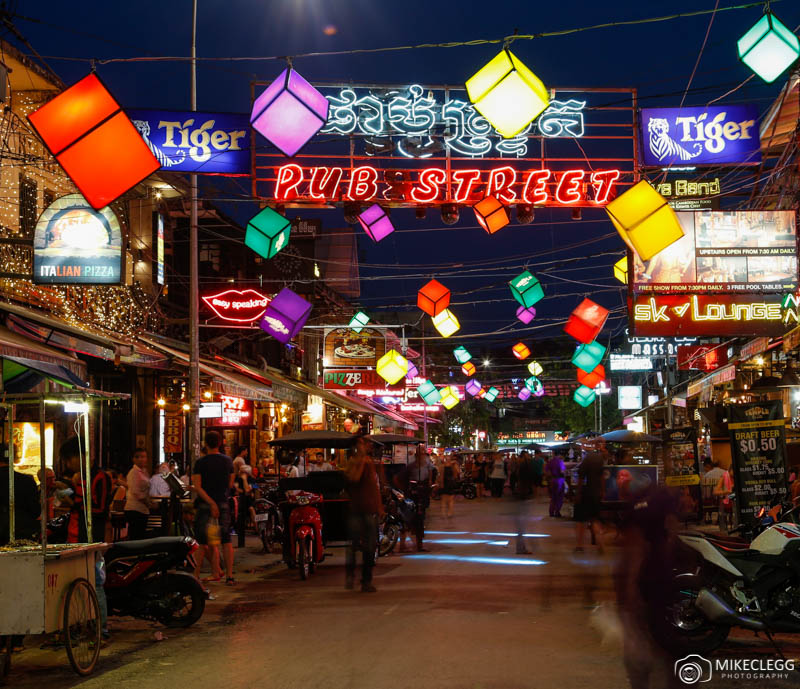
top-left (323, 327), bottom-right (386, 368)
top-left (323, 369), bottom-right (405, 393)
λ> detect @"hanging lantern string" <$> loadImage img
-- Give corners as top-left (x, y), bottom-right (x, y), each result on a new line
top-left (32, 1), bottom-right (781, 66)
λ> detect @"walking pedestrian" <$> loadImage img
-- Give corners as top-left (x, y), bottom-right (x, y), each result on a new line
top-left (575, 439), bottom-right (607, 552)
top-left (395, 448), bottom-right (433, 552)
top-left (124, 448), bottom-right (151, 540)
top-left (472, 453), bottom-right (487, 499)
top-left (344, 435), bottom-right (383, 592)
top-left (508, 453), bottom-right (519, 496)
top-left (531, 449), bottom-right (546, 499)
top-left (438, 454), bottom-right (461, 518)
top-left (192, 430), bottom-right (236, 585)
top-left (489, 453), bottom-right (507, 498)
top-left (545, 452), bottom-right (566, 517)
top-left (515, 451), bottom-right (535, 554)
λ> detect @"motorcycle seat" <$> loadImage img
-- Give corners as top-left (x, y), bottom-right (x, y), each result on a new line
top-left (106, 537), bottom-right (190, 559)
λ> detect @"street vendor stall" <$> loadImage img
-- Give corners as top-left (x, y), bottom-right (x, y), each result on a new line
top-left (1, 369), bottom-right (130, 680)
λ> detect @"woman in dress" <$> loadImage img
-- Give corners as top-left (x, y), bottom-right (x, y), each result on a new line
top-left (439, 454), bottom-right (461, 518)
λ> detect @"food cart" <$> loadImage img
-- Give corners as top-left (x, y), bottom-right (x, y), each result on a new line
top-left (0, 379), bottom-right (129, 681)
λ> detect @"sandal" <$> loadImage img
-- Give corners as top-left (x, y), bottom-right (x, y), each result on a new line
top-left (203, 575), bottom-right (223, 583)
top-left (225, 577), bottom-right (236, 586)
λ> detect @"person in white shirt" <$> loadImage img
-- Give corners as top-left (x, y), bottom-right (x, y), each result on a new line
top-left (149, 462), bottom-right (172, 497)
top-left (287, 457), bottom-right (306, 478)
top-left (309, 451), bottom-right (334, 472)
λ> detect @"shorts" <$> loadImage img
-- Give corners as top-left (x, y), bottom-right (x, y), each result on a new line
top-left (194, 501), bottom-right (231, 545)
top-left (574, 498), bottom-right (602, 523)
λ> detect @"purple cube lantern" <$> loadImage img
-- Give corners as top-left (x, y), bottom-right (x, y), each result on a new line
top-left (518, 387), bottom-right (531, 401)
top-left (534, 385), bottom-right (546, 397)
top-left (358, 204), bottom-right (395, 242)
top-left (250, 67), bottom-right (329, 157)
top-left (516, 305), bottom-right (536, 324)
top-left (259, 287), bottom-right (312, 343)
top-left (465, 378), bottom-right (482, 397)
top-left (406, 362), bottom-right (419, 380)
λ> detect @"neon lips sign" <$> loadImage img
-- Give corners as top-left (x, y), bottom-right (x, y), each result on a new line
top-left (273, 164), bottom-right (621, 207)
top-left (201, 289), bottom-right (271, 322)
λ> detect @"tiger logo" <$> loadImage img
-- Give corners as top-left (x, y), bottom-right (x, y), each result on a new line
top-left (132, 120), bottom-right (185, 167)
top-left (648, 118), bottom-right (702, 162)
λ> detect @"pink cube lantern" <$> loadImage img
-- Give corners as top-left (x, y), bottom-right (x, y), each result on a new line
top-left (516, 305), bottom-right (536, 324)
top-left (465, 379), bottom-right (482, 397)
top-left (357, 204), bottom-right (395, 242)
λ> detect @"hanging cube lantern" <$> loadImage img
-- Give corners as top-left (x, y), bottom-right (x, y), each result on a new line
top-left (440, 385), bottom-right (460, 410)
top-left (465, 49), bottom-right (549, 138)
top-left (477, 387), bottom-right (487, 398)
top-left (418, 380), bottom-right (441, 405)
top-left (406, 362), bottom-right (419, 380)
top-left (737, 12), bottom-right (800, 83)
top-left (484, 386), bottom-right (499, 403)
top-left (613, 257), bottom-right (628, 284)
top-left (509, 271), bottom-right (545, 309)
top-left (573, 385), bottom-right (596, 407)
top-left (245, 206), bottom-right (291, 260)
top-left (564, 298), bottom-right (610, 344)
top-left (605, 181), bottom-right (684, 261)
top-left (417, 279), bottom-right (451, 317)
top-left (512, 342), bottom-right (531, 360)
top-left (518, 387), bottom-right (531, 401)
top-left (578, 364), bottom-right (606, 389)
top-left (357, 204), bottom-right (395, 242)
top-left (250, 66), bottom-right (329, 157)
top-left (473, 196), bottom-right (510, 234)
top-left (571, 341), bottom-right (607, 374)
top-left (461, 361), bottom-right (476, 377)
top-left (259, 287), bottom-right (312, 344)
top-left (348, 311), bottom-right (370, 333)
top-left (525, 376), bottom-right (543, 394)
top-left (453, 346), bottom-right (472, 364)
top-left (376, 349), bottom-right (409, 385)
top-left (432, 309), bottom-right (460, 338)
top-left (527, 360), bottom-right (543, 376)
top-left (534, 384), bottom-right (545, 398)
top-left (465, 378), bottom-right (482, 396)
top-left (27, 73), bottom-right (161, 210)
top-left (516, 305), bottom-right (537, 324)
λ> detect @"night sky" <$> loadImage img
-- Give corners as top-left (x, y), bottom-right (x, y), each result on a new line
top-left (15, 0), bottom-right (800, 360)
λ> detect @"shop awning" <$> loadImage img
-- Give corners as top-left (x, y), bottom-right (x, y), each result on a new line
top-left (0, 325), bottom-right (87, 380)
top-left (760, 73), bottom-right (799, 155)
top-left (2, 355), bottom-right (89, 392)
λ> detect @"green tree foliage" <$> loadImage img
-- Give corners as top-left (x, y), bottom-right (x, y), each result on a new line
top-left (430, 398), bottom-right (491, 448)
top-left (545, 395), bottom-right (595, 436)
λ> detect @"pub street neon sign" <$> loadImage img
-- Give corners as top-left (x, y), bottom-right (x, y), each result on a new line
top-left (274, 164), bottom-right (621, 207)
top-left (201, 289), bottom-right (271, 323)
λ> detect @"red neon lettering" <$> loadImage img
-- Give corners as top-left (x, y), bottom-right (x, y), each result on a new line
top-left (309, 166), bottom-right (343, 200)
top-left (383, 170), bottom-right (412, 201)
top-left (411, 168), bottom-right (447, 203)
top-left (347, 166), bottom-right (379, 201)
top-left (589, 169), bottom-right (620, 205)
top-left (522, 169), bottom-right (551, 205)
top-left (275, 164), bottom-right (303, 201)
top-left (488, 166), bottom-right (517, 204)
top-left (555, 170), bottom-right (585, 204)
top-left (452, 169), bottom-right (482, 203)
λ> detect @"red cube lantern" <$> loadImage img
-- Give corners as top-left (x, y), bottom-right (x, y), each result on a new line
top-left (577, 364), bottom-right (605, 389)
top-left (564, 298), bottom-right (609, 344)
top-left (473, 195), bottom-right (510, 234)
top-left (417, 279), bottom-right (451, 317)
top-left (27, 74), bottom-right (160, 210)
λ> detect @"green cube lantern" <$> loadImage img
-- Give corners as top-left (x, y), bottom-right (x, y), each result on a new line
top-left (453, 346), bottom-right (472, 364)
top-left (737, 12), bottom-right (800, 83)
top-left (484, 386), bottom-right (499, 403)
top-left (509, 270), bottom-right (544, 309)
top-left (245, 206), bottom-right (291, 259)
top-left (418, 380), bottom-right (442, 405)
top-left (573, 385), bottom-right (596, 407)
top-left (349, 311), bottom-right (370, 333)
top-left (571, 340), bottom-right (606, 374)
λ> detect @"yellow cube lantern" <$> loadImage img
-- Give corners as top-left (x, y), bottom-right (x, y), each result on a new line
top-left (613, 257), bottom-right (628, 284)
top-left (465, 49), bottom-right (549, 138)
top-left (440, 385), bottom-right (460, 410)
top-left (527, 360), bottom-right (543, 376)
top-left (432, 308), bottom-right (460, 338)
top-left (605, 180), bottom-right (684, 261)
top-left (462, 361), bottom-right (476, 377)
top-left (376, 349), bottom-right (409, 385)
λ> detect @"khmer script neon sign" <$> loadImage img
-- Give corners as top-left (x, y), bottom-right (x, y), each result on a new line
top-left (319, 84), bottom-right (586, 158)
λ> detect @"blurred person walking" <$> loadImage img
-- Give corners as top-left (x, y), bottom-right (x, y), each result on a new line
top-left (546, 452), bottom-right (566, 518)
top-left (439, 454), bottom-right (461, 518)
top-left (489, 453), bottom-right (507, 498)
top-left (575, 439), bottom-right (607, 552)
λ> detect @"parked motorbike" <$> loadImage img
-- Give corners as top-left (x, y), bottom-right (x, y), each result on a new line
top-left (652, 502), bottom-right (800, 654)
top-left (379, 488), bottom-right (416, 556)
top-left (103, 536), bottom-right (206, 628)
top-left (253, 480), bottom-right (284, 553)
top-left (283, 491), bottom-right (325, 580)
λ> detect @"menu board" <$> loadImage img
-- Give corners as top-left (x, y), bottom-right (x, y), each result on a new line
top-left (661, 427), bottom-right (702, 521)
top-left (727, 400), bottom-right (789, 524)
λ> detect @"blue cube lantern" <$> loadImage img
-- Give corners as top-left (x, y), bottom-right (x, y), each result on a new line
top-left (572, 341), bottom-right (606, 374)
top-left (509, 271), bottom-right (544, 309)
top-left (573, 385), bottom-right (596, 407)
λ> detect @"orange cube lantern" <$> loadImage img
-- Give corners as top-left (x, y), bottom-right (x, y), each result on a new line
top-left (512, 342), bottom-right (531, 360)
top-left (577, 364), bottom-right (605, 389)
top-left (27, 73), bottom-right (160, 210)
top-left (462, 361), bottom-right (476, 377)
top-left (564, 298), bottom-right (609, 344)
top-left (417, 279), bottom-right (451, 317)
top-left (473, 195), bottom-right (510, 234)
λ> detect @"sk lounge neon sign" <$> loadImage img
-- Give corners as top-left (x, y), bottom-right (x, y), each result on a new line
top-left (202, 289), bottom-right (271, 322)
top-left (274, 164), bottom-right (620, 206)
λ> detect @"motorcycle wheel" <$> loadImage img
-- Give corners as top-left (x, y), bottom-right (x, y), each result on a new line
top-left (157, 573), bottom-right (206, 628)
top-left (308, 539), bottom-right (316, 575)
top-left (297, 537), bottom-right (310, 580)
top-left (463, 484), bottom-right (477, 500)
top-left (650, 584), bottom-right (730, 655)
top-left (379, 522), bottom-right (400, 557)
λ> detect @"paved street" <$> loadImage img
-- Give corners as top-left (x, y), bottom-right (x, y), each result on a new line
top-left (5, 496), bottom-right (800, 689)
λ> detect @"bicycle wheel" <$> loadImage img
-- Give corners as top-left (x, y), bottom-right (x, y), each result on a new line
top-left (63, 578), bottom-right (101, 676)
